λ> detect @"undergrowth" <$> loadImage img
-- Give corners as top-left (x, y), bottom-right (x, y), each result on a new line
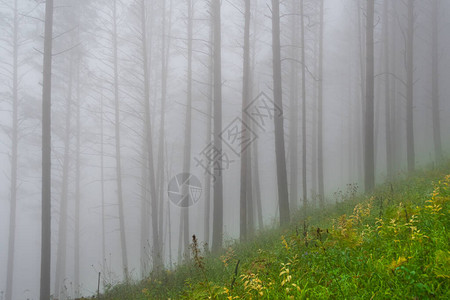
top-left (102, 163), bottom-right (450, 299)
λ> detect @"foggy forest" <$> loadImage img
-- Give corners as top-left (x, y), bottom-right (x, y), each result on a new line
top-left (0, 0), bottom-right (449, 299)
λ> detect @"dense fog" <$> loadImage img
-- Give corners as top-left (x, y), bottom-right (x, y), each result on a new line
top-left (0, 0), bottom-right (449, 299)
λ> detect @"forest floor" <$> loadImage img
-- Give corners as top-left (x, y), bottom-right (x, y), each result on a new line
top-left (100, 162), bottom-right (450, 299)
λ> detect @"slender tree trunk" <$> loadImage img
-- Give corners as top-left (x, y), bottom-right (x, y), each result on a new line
top-left (288, 0), bottom-right (299, 212)
top-left (249, 1), bottom-right (263, 230)
top-left (166, 158), bottom-right (173, 267)
top-left (272, 0), bottom-right (290, 226)
top-left (300, 0), bottom-right (307, 212)
top-left (240, 0), bottom-right (251, 242)
top-left (357, 0), bottom-right (366, 182)
top-left (252, 136), bottom-right (263, 229)
top-left (40, 0), bottom-right (54, 298)
top-left (245, 0), bottom-right (255, 237)
top-left (182, 0), bottom-right (194, 258)
top-left (317, 0), bottom-right (325, 208)
top-left (139, 0), bottom-right (152, 277)
top-left (364, 0), bottom-right (375, 192)
top-left (140, 131), bottom-right (149, 276)
top-left (406, 0), bottom-right (415, 173)
top-left (431, 0), bottom-right (442, 163)
top-left (139, 0), bottom-right (161, 272)
top-left (112, 0), bottom-right (128, 280)
top-left (5, 2), bottom-right (19, 299)
top-left (311, 10), bottom-right (319, 202)
top-left (100, 91), bottom-right (106, 286)
top-left (54, 59), bottom-right (73, 299)
top-left (74, 59), bottom-right (81, 297)
top-left (157, 0), bottom-right (173, 264)
top-left (383, 0), bottom-right (393, 180)
top-left (203, 14), bottom-right (214, 247)
top-left (211, 0), bottom-right (224, 254)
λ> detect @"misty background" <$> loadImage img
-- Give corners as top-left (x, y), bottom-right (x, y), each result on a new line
top-left (0, 0), bottom-right (449, 299)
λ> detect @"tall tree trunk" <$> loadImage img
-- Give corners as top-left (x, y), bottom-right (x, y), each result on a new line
top-left (139, 0), bottom-right (152, 277)
top-left (383, 0), bottom-right (393, 180)
top-left (112, 0), bottom-right (128, 280)
top-left (74, 58), bottom-right (81, 297)
top-left (157, 0), bottom-right (173, 265)
top-left (364, 0), bottom-right (375, 192)
top-left (40, 0), bottom-right (54, 298)
top-left (139, 130), bottom-right (149, 276)
top-left (139, 0), bottom-right (161, 272)
top-left (203, 13), bottom-right (214, 247)
top-left (300, 0), bottom-right (307, 212)
top-left (252, 136), bottom-right (263, 229)
top-left (317, 0), bottom-right (325, 208)
top-left (5, 2), bottom-right (19, 299)
top-left (211, 0), bottom-right (224, 254)
top-left (389, 0), bottom-right (399, 173)
top-left (249, 1), bottom-right (263, 230)
top-left (357, 0), bottom-right (366, 183)
top-left (311, 9), bottom-right (319, 203)
top-left (54, 59), bottom-right (73, 299)
top-left (182, 0), bottom-right (194, 258)
top-left (271, 0), bottom-right (290, 227)
top-left (406, 0), bottom-right (415, 173)
top-left (240, 0), bottom-right (251, 242)
top-left (431, 0), bottom-right (442, 163)
top-left (100, 91), bottom-right (106, 286)
top-left (288, 0), bottom-right (299, 212)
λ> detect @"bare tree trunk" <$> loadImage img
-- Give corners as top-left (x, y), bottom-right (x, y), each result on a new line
top-left (112, 0), bottom-right (128, 280)
top-left (252, 136), bottom-right (263, 229)
top-left (139, 0), bottom-right (162, 272)
top-left (390, 0), bottom-right (399, 173)
top-left (140, 133), bottom-right (149, 276)
top-left (383, 0), bottom-right (393, 180)
top-left (211, 0), bottom-right (224, 254)
top-left (431, 0), bottom-right (442, 163)
top-left (139, 0), bottom-right (152, 277)
top-left (317, 0), bottom-right (325, 208)
top-left (364, 0), bottom-right (375, 192)
top-left (249, 1), bottom-right (263, 230)
top-left (5, 2), bottom-right (19, 299)
top-left (203, 14), bottom-right (214, 247)
top-left (40, 0), bottom-right (54, 298)
top-left (100, 91), bottom-right (106, 286)
top-left (54, 58), bottom-right (73, 299)
top-left (357, 0), bottom-right (366, 182)
top-left (157, 0), bottom-right (173, 265)
top-left (271, 0), bottom-right (290, 227)
top-left (288, 0), bottom-right (299, 212)
top-left (406, 0), bottom-right (415, 173)
top-left (311, 5), bottom-right (319, 204)
top-left (240, 0), bottom-right (251, 242)
top-left (300, 0), bottom-right (307, 212)
top-left (182, 0), bottom-right (194, 258)
top-left (74, 59), bottom-right (81, 297)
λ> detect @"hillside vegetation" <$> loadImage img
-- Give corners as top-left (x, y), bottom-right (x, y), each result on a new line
top-left (103, 163), bottom-right (450, 299)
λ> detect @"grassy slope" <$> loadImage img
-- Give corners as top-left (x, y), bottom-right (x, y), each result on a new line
top-left (103, 163), bottom-right (450, 299)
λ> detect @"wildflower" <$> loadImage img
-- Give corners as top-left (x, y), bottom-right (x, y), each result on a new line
top-left (281, 235), bottom-right (290, 250)
top-left (389, 256), bottom-right (407, 271)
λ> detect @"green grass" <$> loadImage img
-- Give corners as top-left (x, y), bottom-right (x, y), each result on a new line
top-left (102, 162), bottom-right (450, 299)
